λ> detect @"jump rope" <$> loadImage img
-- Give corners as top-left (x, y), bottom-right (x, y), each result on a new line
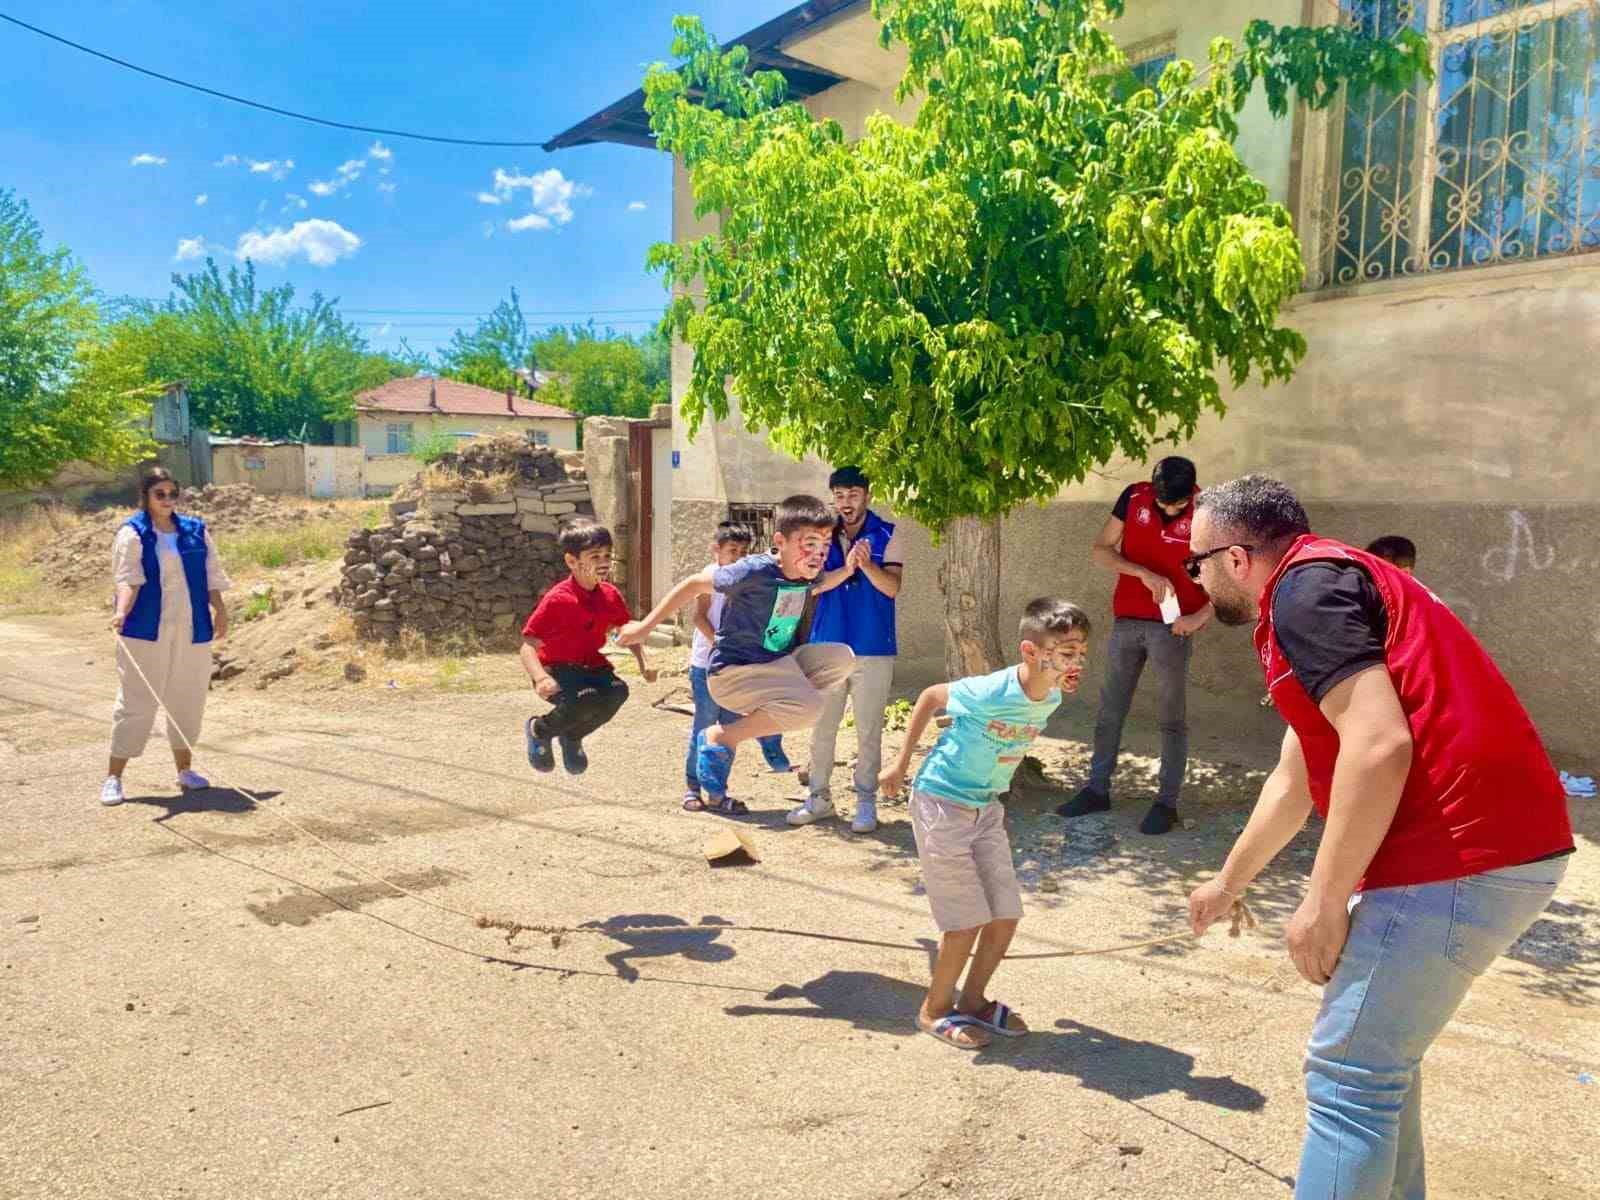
top-left (113, 635), bottom-right (1257, 970)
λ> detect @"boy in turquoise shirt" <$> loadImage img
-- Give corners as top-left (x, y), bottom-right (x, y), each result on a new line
top-left (879, 598), bottom-right (1092, 1050)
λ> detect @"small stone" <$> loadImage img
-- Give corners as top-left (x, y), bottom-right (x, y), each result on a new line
top-left (343, 662), bottom-right (367, 683)
top-left (124, 1003), bottom-right (135, 1012)
top-left (939, 1178), bottom-right (954, 1189)
top-left (1117, 1145), bottom-right (1143, 1156)
top-left (16, 914), bottom-right (38, 925)
top-left (1039, 878), bottom-right (1059, 893)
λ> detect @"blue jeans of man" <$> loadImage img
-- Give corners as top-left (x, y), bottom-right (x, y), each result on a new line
top-left (1295, 856), bottom-right (1568, 1200)
top-left (686, 665), bottom-right (789, 793)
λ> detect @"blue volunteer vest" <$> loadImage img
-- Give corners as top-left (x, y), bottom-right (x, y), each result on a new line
top-left (122, 510), bottom-right (214, 643)
top-left (810, 509), bottom-right (899, 656)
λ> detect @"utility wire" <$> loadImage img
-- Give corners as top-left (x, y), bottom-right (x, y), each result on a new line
top-left (0, 11), bottom-right (550, 148)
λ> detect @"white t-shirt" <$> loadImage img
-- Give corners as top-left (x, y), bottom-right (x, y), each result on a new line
top-left (689, 560), bottom-right (725, 671)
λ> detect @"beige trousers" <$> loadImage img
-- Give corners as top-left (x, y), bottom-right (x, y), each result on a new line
top-left (111, 627), bottom-right (212, 759)
top-left (707, 643), bottom-right (855, 732)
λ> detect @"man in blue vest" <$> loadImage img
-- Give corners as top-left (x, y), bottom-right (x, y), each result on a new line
top-left (789, 466), bottom-right (905, 833)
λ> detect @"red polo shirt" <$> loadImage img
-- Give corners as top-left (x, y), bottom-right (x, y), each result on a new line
top-left (521, 575), bottom-right (631, 671)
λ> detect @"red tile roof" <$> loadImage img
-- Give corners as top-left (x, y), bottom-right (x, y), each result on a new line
top-left (356, 376), bottom-right (577, 420)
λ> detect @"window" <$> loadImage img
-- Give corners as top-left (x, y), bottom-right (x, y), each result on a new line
top-left (1114, 36), bottom-right (1177, 100)
top-left (385, 422), bottom-right (414, 454)
top-left (1308, 0), bottom-right (1599, 288)
top-left (726, 503), bottom-right (778, 550)
top-left (530, 429), bottom-right (551, 447)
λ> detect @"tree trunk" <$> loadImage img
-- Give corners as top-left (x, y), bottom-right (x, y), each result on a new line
top-left (940, 514), bottom-right (1005, 680)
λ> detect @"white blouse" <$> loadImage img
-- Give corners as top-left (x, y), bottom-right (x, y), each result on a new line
top-left (111, 524), bottom-right (232, 594)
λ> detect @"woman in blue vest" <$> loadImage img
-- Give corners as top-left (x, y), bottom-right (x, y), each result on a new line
top-left (102, 468), bottom-right (231, 806)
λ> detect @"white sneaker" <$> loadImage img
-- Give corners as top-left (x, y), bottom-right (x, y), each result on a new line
top-left (99, 776), bottom-right (125, 807)
top-left (850, 798), bottom-right (879, 834)
top-left (786, 797), bottom-right (836, 827)
top-left (176, 769), bottom-right (210, 791)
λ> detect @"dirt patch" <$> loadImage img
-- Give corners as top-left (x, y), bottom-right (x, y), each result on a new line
top-left (31, 484), bottom-right (358, 592)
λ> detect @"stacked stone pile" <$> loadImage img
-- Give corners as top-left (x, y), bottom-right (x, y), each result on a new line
top-left (334, 438), bottom-right (592, 645)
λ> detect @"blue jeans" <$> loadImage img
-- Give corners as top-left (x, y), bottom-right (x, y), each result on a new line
top-left (686, 666), bottom-right (790, 793)
top-left (1296, 857), bottom-right (1568, 1200)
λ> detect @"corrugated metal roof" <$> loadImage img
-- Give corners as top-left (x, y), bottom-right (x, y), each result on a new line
top-left (543, 0), bottom-right (860, 151)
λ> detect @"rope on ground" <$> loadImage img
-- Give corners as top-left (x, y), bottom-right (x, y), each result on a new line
top-left (115, 636), bottom-right (1256, 963)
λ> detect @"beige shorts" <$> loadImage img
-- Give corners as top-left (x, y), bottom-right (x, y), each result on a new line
top-left (707, 643), bottom-right (855, 732)
top-left (911, 790), bottom-right (1023, 932)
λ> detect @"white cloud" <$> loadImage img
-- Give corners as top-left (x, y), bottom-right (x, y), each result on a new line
top-left (130, 153), bottom-right (167, 167)
top-left (283, 193), bottom-right (308, 211)
top-left (375, 322), bottom-right (392, 337)
top-left (627, 200), bottom-right (647, 212)
top-left (174, 236), bottom-right (206, 261)
top-left (368, 140), bottom-right (393, 162)
top-left (234, 219), bottom-right (362, 267)
top-left (195, 193), bottom-right (209, 207)
top-left (308, 157), bottom-right (366, 197)
top-left (377, 181), bottom-right (396, 196)
top-left (481, 221), bottom-right (496, 240)
top-left (485, 167), bottom-right (588, 232)
top-left (216, 155), bottom-right (293, 180)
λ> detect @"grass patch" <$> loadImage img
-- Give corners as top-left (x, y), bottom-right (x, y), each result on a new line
top-left (240, 592), bottom-right (275, 622)
top-left (224, 522), bottom-right (344, 572)
top-left (0, 505), bottom-right (82, 614)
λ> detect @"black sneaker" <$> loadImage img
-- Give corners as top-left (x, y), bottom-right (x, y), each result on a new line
top-left (1139, 803), bottom-right (1179, 836)
top-left (1056, 786), bottom-right (1110, 819)
top-left (525, 718), bottom-right (555, 773)
top-left (559, 736), bottom-right (589, 776)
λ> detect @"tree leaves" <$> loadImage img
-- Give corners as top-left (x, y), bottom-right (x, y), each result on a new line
top-left (643, 4), bottom-right (1429, 530)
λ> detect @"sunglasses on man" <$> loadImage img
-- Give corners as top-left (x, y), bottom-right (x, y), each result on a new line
top-left (1182, 543), bottom-right (1255, 581)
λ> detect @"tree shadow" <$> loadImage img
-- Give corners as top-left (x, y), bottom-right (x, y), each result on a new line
top-left (580, 913), bottom-right (736, 983)
top-left (125, 788), bottom-right (281, 820)
top-left (722, 968), bottom-right (936, 1035)
top-left (1502, 897), bottom-right (1600, 1008)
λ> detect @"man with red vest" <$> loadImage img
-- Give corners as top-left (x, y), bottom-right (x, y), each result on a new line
top-left (1058, 456), bottom-right (1212, 835)
top-left (1184, 475), bottom-right (1573, 1200)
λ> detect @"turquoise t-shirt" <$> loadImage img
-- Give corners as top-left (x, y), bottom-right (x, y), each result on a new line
top-left (913, 666), bottom-right (1060, 807)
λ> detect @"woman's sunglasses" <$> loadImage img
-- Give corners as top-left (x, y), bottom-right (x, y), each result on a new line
top-left (150, 488), bottom-right (180, 501)
top-left (1183, 543), bottom-right (1254, 580)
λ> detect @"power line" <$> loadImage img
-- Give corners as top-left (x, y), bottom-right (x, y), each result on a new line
top-left (0, 11), bottom-right (551, 148)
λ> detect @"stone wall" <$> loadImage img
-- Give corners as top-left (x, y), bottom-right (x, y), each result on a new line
top-left (334, 439), bottom-right (592, 646)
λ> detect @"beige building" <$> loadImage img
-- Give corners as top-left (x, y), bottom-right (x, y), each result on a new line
top-left (349, 375), bottom-right (581, 494)
top-left (549, 0), bottom-right (1600, 769)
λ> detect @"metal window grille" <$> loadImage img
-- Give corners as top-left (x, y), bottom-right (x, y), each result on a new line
top-left (726, 502), bottom-right (778, 550)
top-left (1306, 0), bottom-right (1599, 289)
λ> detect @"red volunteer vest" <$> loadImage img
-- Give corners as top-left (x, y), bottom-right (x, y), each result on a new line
top-left (1112, 482), bottom-right (1209, 621)
top-left (1257, 536), bottom-right (1572, 891)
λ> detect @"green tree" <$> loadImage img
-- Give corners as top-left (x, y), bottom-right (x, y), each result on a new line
top-left (532, 324), bottom-right (661, 420)
top-left (645, 1), bottom-right (1429, 673)
top-left (132, 260), bottom-right (388, 440)
top-left (0, 190), bottom-right (151, 487)
top-left (439, 287), bottom-right (535, 392)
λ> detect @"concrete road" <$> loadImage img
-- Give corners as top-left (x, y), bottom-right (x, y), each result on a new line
top-left (2, 614), bottom-right (1595, 1200)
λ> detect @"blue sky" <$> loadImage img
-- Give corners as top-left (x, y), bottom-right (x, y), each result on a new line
top-left (1, 1), bottom-right (800, 356)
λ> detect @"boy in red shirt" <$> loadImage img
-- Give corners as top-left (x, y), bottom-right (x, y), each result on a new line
top-left (520, 520), bottom-right (655, 775)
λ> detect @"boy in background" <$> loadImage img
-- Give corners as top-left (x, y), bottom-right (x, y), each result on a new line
top-left (521, 520), bottom-right (655, 776)
top-left (879, 598), bottom-right (1092, 1049)
top-left (1366, 535), bottom-right (1417, 574)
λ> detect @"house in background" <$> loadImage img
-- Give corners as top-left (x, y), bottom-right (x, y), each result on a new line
top-left (547, 0), bottom-right (1600, 769)
top-left (346, 375), bottom-right (581, 493)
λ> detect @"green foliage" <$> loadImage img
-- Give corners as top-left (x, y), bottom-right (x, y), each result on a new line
top-left (0, 190), bottom-right (153, 487)
top-left (644, 2), bottom-right (1431, 531)
top-left (127, 260), bottom-right (391, 441)
top-left (413, 429), bottom-right (459, 464)
top-left (439, 287), bottom-right (534, 392)
top-left (532, 323), bottom-right (668, 420)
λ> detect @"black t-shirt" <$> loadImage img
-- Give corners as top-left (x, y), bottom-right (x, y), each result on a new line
top-left (1112, 484), bottom-right (1185, 525)
top-left (1271, 562), bottom-right (1388, 702)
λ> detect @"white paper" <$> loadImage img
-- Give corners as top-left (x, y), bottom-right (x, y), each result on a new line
top-left (1159, 592), bottom-right (1182, 625)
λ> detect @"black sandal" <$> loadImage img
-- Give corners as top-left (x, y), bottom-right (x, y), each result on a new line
top-left (682, 793), bottom-right (709, 812)
top-left (710, 796), bottom-right (749, 816)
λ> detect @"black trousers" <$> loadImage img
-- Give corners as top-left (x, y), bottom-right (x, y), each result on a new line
top-left (533, 666), bottom-right (629, 741)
